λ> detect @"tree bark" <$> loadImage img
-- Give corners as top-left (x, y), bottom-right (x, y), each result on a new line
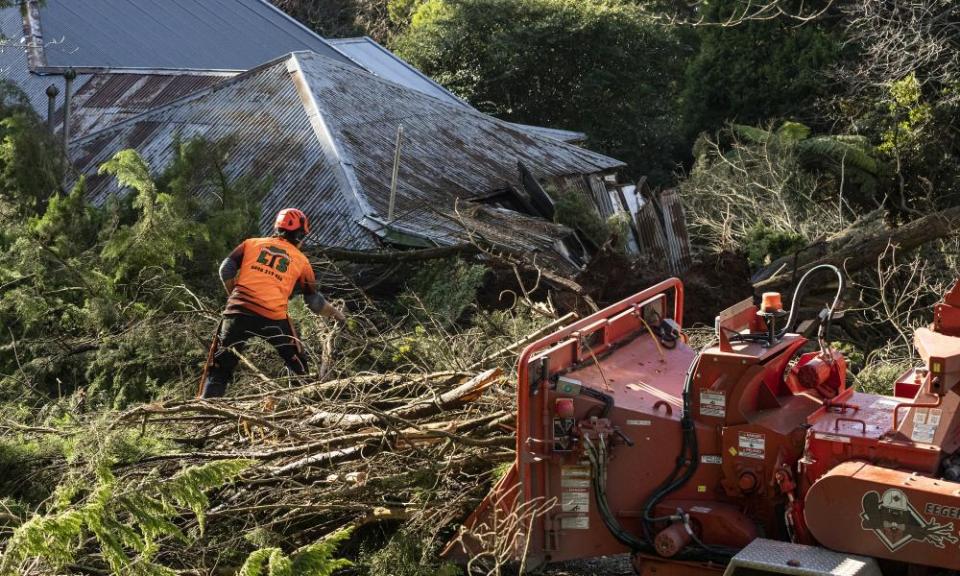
top-left (754, 206), bottom-right (960, 290)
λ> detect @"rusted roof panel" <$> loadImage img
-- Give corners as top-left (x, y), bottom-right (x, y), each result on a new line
top-left (65, 72), bottom-right (231, 139)
top-left (71, 52), bottom-right (624, 256)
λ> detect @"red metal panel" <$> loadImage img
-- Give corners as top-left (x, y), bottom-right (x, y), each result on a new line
top-left (806, 461), bottom-right (960, 569)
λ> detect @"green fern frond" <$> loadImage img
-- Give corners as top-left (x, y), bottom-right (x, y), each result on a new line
top-left (161, 459), bottom-right (252, 534)
top-left (239, 529), bottom-right (354, 576)
top-left (0, 509), bottom-right (85, 574)
top-left (797, 136), bottom-right (880, 175)
top-left (239, 547), bottom-right (279, 576)
top-left (268, 549), bottom-right (294, 576)
top-left (730, 123), bottom-right (772, 145)
top-left (776, 121), bottom-right (811, 142)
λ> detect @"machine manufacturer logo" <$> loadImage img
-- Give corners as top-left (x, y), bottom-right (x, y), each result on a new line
top-left (861, 489), bottom-right (959, 551)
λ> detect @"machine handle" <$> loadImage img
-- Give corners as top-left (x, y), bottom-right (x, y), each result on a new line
top-left (653, 400), bottom-right (674, 417)
top-left (834, 417), bottom-right (866, 434)
top-left (892, 377), bottom-right (942, 431)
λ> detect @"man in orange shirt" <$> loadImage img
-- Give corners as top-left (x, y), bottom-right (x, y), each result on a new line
top-left (201, 208), bottom-right (346, 398)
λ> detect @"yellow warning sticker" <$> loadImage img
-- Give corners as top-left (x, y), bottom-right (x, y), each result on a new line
top-left (728, 446), bottom-right (738, 456)
top-left (697, 485), bottom-right (707, 493)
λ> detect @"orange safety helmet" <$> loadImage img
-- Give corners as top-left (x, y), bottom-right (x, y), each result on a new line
top-left (274, 208), bottom-right (310, 235)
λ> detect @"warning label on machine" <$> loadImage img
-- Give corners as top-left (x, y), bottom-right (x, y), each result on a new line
top-left (700, 390), bottom-right (726, 417)
top-left (561, 516), bottom-right (590, 530)
top-left (738, 432), bottom-right (765, 459)
top-left (912, 408), bottom-right (942, 444)
top-left (700, 455), bottom-right (722, 465)
top-left (560, 466), bottom-right (591, 489)
top-left (560, 466), bottom-right (591, 529)
top-left (561, 490), bottom-right (590, 513)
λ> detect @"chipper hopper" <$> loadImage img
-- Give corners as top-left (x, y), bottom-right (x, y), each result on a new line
top-left (445, 267), bottom-right (960, 576)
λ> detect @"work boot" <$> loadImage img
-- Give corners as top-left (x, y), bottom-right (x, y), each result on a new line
top-left (201, 376), bottom-right (227, 399)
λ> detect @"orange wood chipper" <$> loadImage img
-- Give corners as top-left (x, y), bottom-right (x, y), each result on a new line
top-left (444, 267), bottom-right (960, 576)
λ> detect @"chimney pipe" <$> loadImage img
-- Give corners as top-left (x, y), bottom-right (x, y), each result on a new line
top-left (62, 68), bottom-right (76, 151)
top-left (45, 84), bottom-right (59, 133)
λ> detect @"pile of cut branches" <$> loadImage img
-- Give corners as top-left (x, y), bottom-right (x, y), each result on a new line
top-left (0, 299), bottom-right (578, 575)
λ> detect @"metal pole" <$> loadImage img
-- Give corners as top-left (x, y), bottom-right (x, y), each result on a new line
top-left (45, 84), bottom-right (59, 134)
top-left (62, 68), bottom-right (76, 151)
top-left (387, 123), bottom-right (403, 222)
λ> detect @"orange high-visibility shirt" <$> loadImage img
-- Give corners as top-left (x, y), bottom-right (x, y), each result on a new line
top-left (224, 237), bottom-right (317, 320)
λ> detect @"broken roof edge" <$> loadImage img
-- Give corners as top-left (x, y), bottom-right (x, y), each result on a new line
top-left (507, 122), bottom-right (587, 144)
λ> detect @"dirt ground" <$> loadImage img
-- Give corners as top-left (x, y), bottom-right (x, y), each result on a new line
top-left (576, 250), bottom-right (753, 327)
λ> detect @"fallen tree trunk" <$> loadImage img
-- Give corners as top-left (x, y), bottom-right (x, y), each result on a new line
top-left (311, 244), bottom-right (479, 263)
top-left (754, 206), bottom-right (960, 290)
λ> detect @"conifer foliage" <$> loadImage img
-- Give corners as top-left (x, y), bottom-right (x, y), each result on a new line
top-left (0, 460), bottom-right (252, 575)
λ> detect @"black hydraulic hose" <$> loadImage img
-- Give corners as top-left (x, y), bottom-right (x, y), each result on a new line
top-left (586, 433), bottom-right (737, 563)
top-left (585, 435), bottom-right (654, 553)
top-left (777, 264), bottom-right (845, 339)
top-left (641, 352), bottom-right (702, 530)
top-left (580, 387), bottom-right (614, 418)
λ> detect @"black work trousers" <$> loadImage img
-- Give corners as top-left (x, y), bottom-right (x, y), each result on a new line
top-left (202, 313), bottom-right (308, 398)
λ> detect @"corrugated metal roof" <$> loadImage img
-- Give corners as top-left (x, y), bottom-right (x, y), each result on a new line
top-left (328, 36), bottom-right (587, 144)
top-left (0, 5), bottom-right (81, 116)
top-left (71, 55), bottom-right (376, 250)
top-left (506, 122), bottom-right (587, 144)
top-left (71, 51), bottom-right (624, 257)
top-left (328, 37), bottom-right (469, 109)
top-left (28, 0), bottom-right (353, 70)
top-left (294, 51), bottom-right (621, 222)
top-left (64, 71), bottom-right (233, 139)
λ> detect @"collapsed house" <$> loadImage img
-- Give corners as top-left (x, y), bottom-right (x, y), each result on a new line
top-left (69, 51), bottom-right (625, 272)
top-left (1, 0), bottom-right (690, 274)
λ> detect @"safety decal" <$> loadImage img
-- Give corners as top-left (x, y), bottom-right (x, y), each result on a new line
top-left (738, 432), bottom-right (765, 459)
top-left (912, 408), bottom-right (942, 444)
top-left (861, 489), bottom-right (958, 551)
top-left (701, 455), bottom-right (722, 465)
top-left (626, 419), bottom-right (652, 426)
top-left (560, 466), bottom-right (591, 489)
top-left (561, 490), bottom-right (590, 514)
top-left (560, 467), bottom-right (591, 529)
top-left (699, 390), bottom-right (726, 417)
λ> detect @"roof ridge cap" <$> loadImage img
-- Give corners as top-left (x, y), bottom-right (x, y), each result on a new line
top-left (21, 0), bottom-right (47, 69)
top-left (294, 50), bottom-right (607, 155)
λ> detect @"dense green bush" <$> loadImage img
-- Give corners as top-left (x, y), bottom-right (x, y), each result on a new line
top-left (681, 15), bottom-right (839, 138)
top-left (395, 0), bottom-right (687, 183)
